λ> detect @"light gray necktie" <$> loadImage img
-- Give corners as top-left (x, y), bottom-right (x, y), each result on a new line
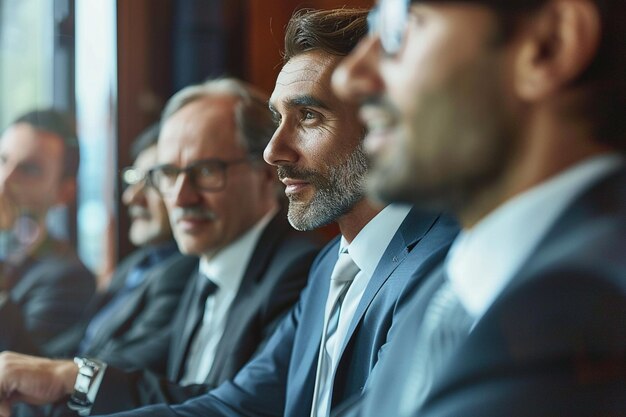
top-left (310, 249), bottom-right (360, 417)
top-left (399, 278), bottom-right (473, 416)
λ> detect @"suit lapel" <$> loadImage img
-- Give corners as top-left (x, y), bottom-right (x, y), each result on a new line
top-left (205, 211), bottom-right (289, 383)
top-left (336, 208), bottom-right (439, 361)
top-left (85, 250), bottom-right (165, 351)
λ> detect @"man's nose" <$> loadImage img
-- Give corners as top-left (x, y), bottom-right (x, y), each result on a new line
top-left (332, 35), bottom-right (384, 104)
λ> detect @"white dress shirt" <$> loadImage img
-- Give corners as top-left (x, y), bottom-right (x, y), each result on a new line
top-left (446, 154), bottom-right (624, 324)
top-left (180, 208), bottom-right (277, 384)
top-left (314, 203), bottom-right (412, 417)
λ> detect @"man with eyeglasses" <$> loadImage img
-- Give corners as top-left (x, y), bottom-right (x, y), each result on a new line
top-left (0, 78), bottom-right (319, 417)
top-left (331, 0), bottom-right (626, 415)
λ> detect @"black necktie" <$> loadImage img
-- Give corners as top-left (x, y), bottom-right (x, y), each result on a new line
top-left (180, 274), bottom-right (218, 371)
top-left (193, 275), bottom-right (218, 331)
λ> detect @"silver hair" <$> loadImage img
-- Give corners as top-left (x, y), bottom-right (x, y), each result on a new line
top-left (161, 77), bottom-right (275, 158)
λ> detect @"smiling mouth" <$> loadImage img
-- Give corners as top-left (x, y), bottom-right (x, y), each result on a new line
top-left (280, 178), bottom-right (311, 194)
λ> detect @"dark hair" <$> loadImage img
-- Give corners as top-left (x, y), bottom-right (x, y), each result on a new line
top-left (283, 8), bottom-right (369, 62)
top-left (130, 123), bottom-right (160, 159)
top-left (12, 109), bottom-right (80, 178)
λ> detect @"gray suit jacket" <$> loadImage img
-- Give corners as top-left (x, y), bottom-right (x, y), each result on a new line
top-left (0, 237), bottom-right (95, 355)
top-left (48, 243), bottom-right (197, 373)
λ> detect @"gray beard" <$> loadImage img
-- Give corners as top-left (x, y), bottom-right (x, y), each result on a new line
top-left (286, 144), bottom-right (369, 231)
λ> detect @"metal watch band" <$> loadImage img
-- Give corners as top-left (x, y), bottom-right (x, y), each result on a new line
top-left (67, 357), bottom-right (104, 411)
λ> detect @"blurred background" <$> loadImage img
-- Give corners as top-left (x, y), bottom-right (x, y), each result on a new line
top-left (0, 0), bottom-right (372, 283)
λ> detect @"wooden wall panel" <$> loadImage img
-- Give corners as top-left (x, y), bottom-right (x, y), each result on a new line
top-left (116, 0), bottom-right (173, 261)
top-left (246, 0), bottom-right (373, 93)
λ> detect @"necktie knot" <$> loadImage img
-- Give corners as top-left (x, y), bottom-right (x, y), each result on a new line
top-left (330, 250), bottom-right (359, 283)
top-left (197, 275), bottom-right (218, 310)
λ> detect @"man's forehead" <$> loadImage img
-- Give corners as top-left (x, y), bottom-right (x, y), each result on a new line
top-left (271, 52), bottom-right (339, 108)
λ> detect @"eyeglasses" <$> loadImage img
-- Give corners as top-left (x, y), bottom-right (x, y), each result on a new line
top-left (121, 167), bottom-right (151, 188)
top-left (147, 158), bottom-right (250, 195)
top-left (368, 0), bottom-right (411, 56)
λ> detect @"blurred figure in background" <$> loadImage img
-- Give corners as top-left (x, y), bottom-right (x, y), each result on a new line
top-left (44, 123), bottom-right (196, 371)
top-left (0, 109), bottom-right (95, 354)
top-left (0, 78), bottom-right (320, 417)
top-left (7, 123), bottom-right (197, 417)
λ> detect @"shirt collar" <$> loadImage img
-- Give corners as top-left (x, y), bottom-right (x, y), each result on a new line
top-left (199, 207), bottom-right (278, 294)
top-left (446, 153), bottom-right (624, 321)
top-left (342, 204), bottom-right (412, 278)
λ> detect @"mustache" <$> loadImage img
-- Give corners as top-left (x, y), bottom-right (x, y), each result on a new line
top-left (170, 206), bottom-right (216, 222)
top-left (277, 166), bottom-right (320, 183)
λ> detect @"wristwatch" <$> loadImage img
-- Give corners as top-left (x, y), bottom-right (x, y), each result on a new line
top-left (67, 357), bottom-right (105, 412)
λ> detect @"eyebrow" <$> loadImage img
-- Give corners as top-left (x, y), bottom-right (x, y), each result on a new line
top-left (270, 94), bottom-right (330, 115)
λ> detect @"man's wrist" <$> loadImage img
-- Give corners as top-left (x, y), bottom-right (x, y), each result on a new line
top-left (56, 360), bottom-right (79, 395)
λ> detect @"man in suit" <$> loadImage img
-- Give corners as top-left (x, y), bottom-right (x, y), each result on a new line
top-left (0, 77), bottom-right (320, 417)
top-left (41, 123), bottom-right (196, 373)
top-left (0, 109), bottom-right (95, 354)
top-left (35, 9), bottom-right (459, 417)
top-left (331, 0), bottom-right (626, 415)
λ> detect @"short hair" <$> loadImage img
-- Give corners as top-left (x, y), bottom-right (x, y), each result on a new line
top-left (161, 78), bottom-right (275, 158)
top-left (11, 109), bottom-right (80, 178)
top-left (130, 123), bottom-right (160, 160)
top-left (283, 8), bottom-right (369, 62)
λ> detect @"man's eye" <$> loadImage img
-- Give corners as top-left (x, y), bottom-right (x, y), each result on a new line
top-left (301, 110), bottom-right (318, 121)
top-left (197, 165), bottom-right (216, 177)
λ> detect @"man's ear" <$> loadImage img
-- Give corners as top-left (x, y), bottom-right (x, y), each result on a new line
top-left (513, 0), bottom-right (600, 101)
top-left (56, 177), bottom-right (77, 206)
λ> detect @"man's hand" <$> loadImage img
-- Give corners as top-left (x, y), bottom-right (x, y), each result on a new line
top-left (0, 352), bottom-right (77, 417)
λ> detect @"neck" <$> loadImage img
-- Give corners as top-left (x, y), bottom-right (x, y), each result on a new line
top-left (336, 198), bottom-right (383, 243)
top-left (458, 107), bottom-right (613, 228)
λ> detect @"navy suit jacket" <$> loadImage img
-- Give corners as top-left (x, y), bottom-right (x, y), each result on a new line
top-left (100, 206), bottom-right (459, 417)
top-left (338, 165), bottom-right (626, 417)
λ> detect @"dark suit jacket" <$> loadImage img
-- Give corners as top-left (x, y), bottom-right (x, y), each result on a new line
top-left (89, 211), bottom-right (321, 414)
top-left (100, 207), bottom-right (459, 417)
top-left (0, 237), bottom-right (95, 354)
top-left (53, 244), bottom-right (197, 373)
top-left (340, 165), bottom-right (626, 417)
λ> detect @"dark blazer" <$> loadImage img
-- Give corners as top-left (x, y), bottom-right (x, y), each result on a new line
top-left (0, 237), bottom-right (95, 354)
top-left (340, 166), bottom-right (626, 417)
top-left (100, 207), bottom-right (459, 417)
top-left (89, 211), bottom-right (321, 415)
top-left (60, 245), bottom-right (197, 372)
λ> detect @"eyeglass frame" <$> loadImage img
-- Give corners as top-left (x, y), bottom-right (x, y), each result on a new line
top-left (367, 0), bottom-right (411, 57)
top-left (147, 157), bottom-right (254, 195)
top-left (369, 0), bottom-right (548, 56)
top-left (120, 166), bottom-right (154, 189)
